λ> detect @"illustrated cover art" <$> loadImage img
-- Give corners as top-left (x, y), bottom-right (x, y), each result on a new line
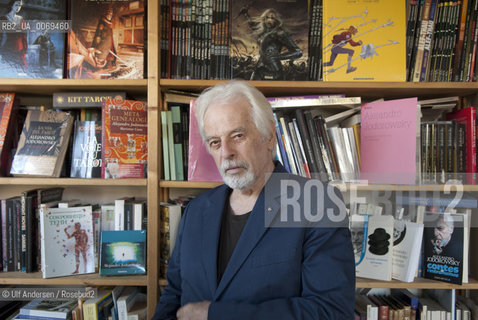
top-left (423, 211), bottom-right (464, 285)
top-left (322, 0), bottom-right (406, 81)
top-left (68, 0), bottom-right (145, 79)
top-left (10, 109), bottom-right (74, 177)
top-left (40, 206), bottom-right (95, 278)
top-left (100, 230), bottom-right (146, 275)
top-left (102, 98), bottom-right (147, 179)
top-left (70, 121), bottom-right (102, 178)
top-left (230, 0), bottom-right (309, 81)
top-left (0, 0), bottom-right (66, 78)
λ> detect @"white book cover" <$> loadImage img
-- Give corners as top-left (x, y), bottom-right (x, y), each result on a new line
top-left (40, 206), bottom-right (95, 278)
top-left (351, 214), bottom-right (394, 281)
top-left (392, 220), bottom-right (424, 282)
top-left (101, 204), bottom-right (115, 231)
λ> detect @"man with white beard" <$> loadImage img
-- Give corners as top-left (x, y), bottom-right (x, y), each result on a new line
top-left (153, 80), bottom-right (355, 320)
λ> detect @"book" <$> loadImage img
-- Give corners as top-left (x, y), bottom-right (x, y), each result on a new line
top-left (0, 1), bottom-right (67, 79)
top-left (395, 193), bottom-right (478, 208)
top-left (446, 107), bottom-right (476, 184)
top-left (101, 98), bottom-right (147, 179)
top-left (67, 1), bottom-right (145, 79)
top-left (360, 98), bottom-right (419, 184)
top-left (10, 109), bottom-right (74, 178)
top-left (352, 214), bottom-right (394, 281)
top-left (423, 210), bottom-right (464, 284)
top-left (391, 220), bottom-right (424, 282)
top-left (83, 289), bottom-right (113, 320)
top-left (39, 205), bottom-right (95, 278)
top-left (267, 95), bottom-right (360, 109)
top-left (160, 202), bottom-right (182, 279)
top-left (100, 230), bottom-right (146, 276)
top-left (19, 299), bottom-right (77, 319)
top-left (322, 0), bottom-right (406, 81)
top-left (117, 287), bottom-right (140, 320)
top-left (53, 92), bottom-right (126, 109)
top-left (230, 0), bottom-right (309, 81)
top-left (70, 121), bottom-right (102, 178)
top-left (187, 100), bottom-right (222, 182)
top-left (0, 93), bottom-right (18, 176)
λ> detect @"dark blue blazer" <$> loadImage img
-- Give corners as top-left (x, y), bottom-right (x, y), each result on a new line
top-left (153, 164), bottom-right (355, 319)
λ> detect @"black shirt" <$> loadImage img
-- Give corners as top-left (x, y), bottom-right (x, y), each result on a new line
top-left (217, 200), bottom-right (251, 284)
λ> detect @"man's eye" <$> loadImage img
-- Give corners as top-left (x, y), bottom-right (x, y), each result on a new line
top-left (209, 141), bottom-right (220, 148)
top-left (234, 134), bottom-right (243, 139)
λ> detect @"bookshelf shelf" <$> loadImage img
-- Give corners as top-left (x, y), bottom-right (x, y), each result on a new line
top-left (160, 79), bottom-right (478, 100)
top-left (0, 178), bottom-right (148, 187)
top-left (0, 272), bottom-right (148, 286)
top-left (0, 79), bottom-right (148, 95)
top-left (160, 180), bottom-right (478, 192)
top-left (356, 277), bottom-right (478, 290)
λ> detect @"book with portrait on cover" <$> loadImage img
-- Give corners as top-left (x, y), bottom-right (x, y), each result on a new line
top-left (101, 98), bottom-right (147, 179)
top-left (10, 109), bottom-right (74, 177)
top-left (230, 0), bottom-right (309, 81)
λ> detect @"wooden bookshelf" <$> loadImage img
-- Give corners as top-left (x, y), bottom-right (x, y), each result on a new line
top-left (0, 178), bottom-right (147, 186)
top-left (0, 273), bottom-right (148, 286)
top-left (357, 277), bottom-right (478, 290)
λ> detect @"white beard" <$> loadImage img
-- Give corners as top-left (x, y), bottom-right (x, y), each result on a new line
top-left (220, 159), bottom-right (256, 190)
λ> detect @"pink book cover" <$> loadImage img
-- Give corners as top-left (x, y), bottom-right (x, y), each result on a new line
top-left (446, 107), bottom-right (476, 184)
top-left (360, 97), bottom-right (418, 184)
top-left (187, 100), bottom-right (222, 182)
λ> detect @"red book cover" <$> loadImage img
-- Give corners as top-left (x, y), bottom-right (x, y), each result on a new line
top-left (102, 98), bottom-right (147, 179)
top-left (0, 93), bottom-right (17, 176)
top-left (446, 107), bottom-right (476, 184)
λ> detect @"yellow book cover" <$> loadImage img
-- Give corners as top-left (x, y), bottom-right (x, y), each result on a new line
top-left (322, 0), bottom-right (406, 81)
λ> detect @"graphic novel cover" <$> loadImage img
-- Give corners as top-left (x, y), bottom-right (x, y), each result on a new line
top-left (230, 0), bottom-right (309, 81)
top-left (0, 0), bottom-right (66, 78)
top-left (68, 0), bottom-right (145, 79)
top-left (322, 0), bottom-right (406, 81)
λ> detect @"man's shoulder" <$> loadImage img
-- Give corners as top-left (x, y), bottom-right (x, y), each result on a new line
top-left (187, 183), bottom-right (228, 207)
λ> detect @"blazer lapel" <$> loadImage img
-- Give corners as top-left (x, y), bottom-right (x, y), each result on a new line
top-left (214, 171), bottom-right (284, 300)
top-left (201, 185), bottom-right (230, 298)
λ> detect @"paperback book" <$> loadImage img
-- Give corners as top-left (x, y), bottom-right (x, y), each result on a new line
top-left (40, 205), bottom-right (95, 278)
top-left (100, 230), bottom-right (146, 276)
top-left (67, 0), bottom-right (145, 79)
top-left (0, 0), bottom-right (66, 78)
top-left (10, 109), bottom-right (74, 177)
top-left (0, 93), bottom-right (18, 176)
top-left (230, 0), bottom-right (309, 81)
top-left (19, 299), bottom-right (77, 319)
top-left (70, 121), bottom-right (102, 178)
top-left (322, 0), bottom-right (406, 81)
top-left (351, 214), bottom-right (394, 281)
top-left (391, 220), bottom-right (424, 282)
top-left (102, 98), bottom-right (147, 179)
top-left (423, 211), bottom-right (464, 285)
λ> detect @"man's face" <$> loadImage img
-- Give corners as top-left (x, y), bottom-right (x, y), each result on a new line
top-left (203, 98), bottom-right (273, 190)
top-left (434, 218), bottom-right (453, 242)
top-left (264, 12), bottom-right (278, 29)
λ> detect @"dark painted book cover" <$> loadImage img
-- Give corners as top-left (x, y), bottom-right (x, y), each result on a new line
top-left (70, 120), bottom-right (102, 178)
top-left (0, 0), bottom-right (66, 78)
top-left (10, 109), bottom-right (74, 177)
top-left (67, 0), bottom-right (145, 79)
top-left (230, 0), bottom-right (309, 81)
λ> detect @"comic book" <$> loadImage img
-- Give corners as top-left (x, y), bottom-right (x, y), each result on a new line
top-left (101, 98), bottom-right (147, 179)
top-left (322, 0), bottom-right (406, 81)
top-left (67, 0), bottom-right (145, 79)
top-left (0, 0), bottom-right (66, 78)
top-left (230, 0), bottom-right (309, 81)
top-left (39, 206), bottom-right (95, 278)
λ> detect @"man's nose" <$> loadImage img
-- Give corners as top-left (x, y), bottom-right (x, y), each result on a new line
top-left (221, 140), bottom-right (235, 159)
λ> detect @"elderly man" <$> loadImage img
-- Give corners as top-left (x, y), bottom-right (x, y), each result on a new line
top-left (153, 80), bottom-right (355, 320)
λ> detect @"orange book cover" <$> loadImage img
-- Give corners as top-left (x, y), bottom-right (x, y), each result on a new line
top-left (101, 98), bottom-right (147, 179)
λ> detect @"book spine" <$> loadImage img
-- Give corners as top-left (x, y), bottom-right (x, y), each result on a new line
top-left (413, 0), bottom-right (432, 81)
top-left (419, 0), bottom-right (438, 82)
top-left (161, 111), bottom-right (170, 180)
top-left (453, 0), bottom-right (469, 81)
top-left (273, 113), bottom-right (291, 173)
top-left (304, 111), bottom-right (328, 180)
top-left (294, 109), bottom-right (319, 176)
top-left (279, 116), bottom-right (299, 175)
